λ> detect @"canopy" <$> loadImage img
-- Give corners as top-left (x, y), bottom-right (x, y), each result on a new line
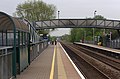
top-left (0, 12), bottom-right (29, 32)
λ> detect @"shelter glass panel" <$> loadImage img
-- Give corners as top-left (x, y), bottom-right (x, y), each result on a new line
top-left (7, 32), bottom-right (14, 46)
top-left (3, 33), bottom-right (6, 46)
top-left (0, 50), bottom-right (2, 79)
top-left (0, 33), bottom-right (2, 46)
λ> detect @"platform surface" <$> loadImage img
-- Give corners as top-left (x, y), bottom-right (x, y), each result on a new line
top-left (17, 45), bottom-right (54, 79)
top-left (17, 43), bottom-right (82, 79)
top-left (75, 42), bottom-right (120, 54)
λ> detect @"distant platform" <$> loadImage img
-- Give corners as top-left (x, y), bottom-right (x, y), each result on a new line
top-left (74, 42), bottom-right (120, 54)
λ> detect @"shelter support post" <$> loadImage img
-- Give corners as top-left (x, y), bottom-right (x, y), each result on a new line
top-left (28, 33), bottom-right (30, 65)
top-left (12, 28), bottom-right (16, 78)
top-left (17, 31), bottom-right (20, 74)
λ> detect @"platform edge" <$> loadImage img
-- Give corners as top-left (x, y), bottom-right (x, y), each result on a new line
top-left (59, 43), bottom-right (85, 79)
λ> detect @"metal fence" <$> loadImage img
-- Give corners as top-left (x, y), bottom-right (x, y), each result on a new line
top-left (30, 41), bottom-right (48, 62)
top-left (84, 39), bottom-right (120, 49)
top-left (0, 46), bottom-right (13, 79)
top-left (110, 39), bottom-right (120, 48)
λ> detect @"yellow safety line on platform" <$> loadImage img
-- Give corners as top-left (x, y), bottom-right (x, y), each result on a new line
top-left (57, 43), bottom-right (67, 79)
top-left (50, 45), bottom-right (56, 79)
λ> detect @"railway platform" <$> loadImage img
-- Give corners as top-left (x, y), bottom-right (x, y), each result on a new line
top-left (17, 43), bottom-right (84, 79)
top-left (74, 42), bottom-right (120, 54)
top-left (74, 42), bottom-right (120, 59)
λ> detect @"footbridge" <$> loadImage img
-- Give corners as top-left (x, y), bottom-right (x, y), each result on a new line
top-left (35, 19), bottom-right (120, 30)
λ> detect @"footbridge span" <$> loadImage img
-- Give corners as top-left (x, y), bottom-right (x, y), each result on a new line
top-left (35, 19), bottom-right (120, 30)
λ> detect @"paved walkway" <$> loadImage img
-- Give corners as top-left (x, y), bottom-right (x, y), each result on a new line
top-left (17, 45), bottom-right (54, 79)
top-left (17, 43), bottom-right (81, 79)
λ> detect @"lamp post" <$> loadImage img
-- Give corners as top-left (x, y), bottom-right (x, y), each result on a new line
top-left (58, 11), bottom-right (60, 19)
top-left (58, 11), bottom-right (60, 26)
top-left (84, 31), bottom-right (86, 42)
top-left (94, 10), bottom-right (97, 18)
top-left (93, 10), bottom-right (97, 44)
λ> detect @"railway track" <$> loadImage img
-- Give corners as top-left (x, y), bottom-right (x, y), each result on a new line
top-left (73, 44), bottom-right (120, 71)
top-left (61, 42), bottom-right (120, 79)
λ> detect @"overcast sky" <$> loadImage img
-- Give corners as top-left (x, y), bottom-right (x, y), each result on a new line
top-left (0, 0), bottom-right (120, 36)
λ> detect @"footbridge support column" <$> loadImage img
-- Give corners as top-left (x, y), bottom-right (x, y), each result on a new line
top-left (117, 30), bottom-right (120, 37)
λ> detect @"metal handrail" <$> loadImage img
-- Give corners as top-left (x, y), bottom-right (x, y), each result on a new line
top-left (0, 46), bottom-right (13, 57)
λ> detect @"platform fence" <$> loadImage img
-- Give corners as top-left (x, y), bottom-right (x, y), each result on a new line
top-left (0, 47), bottom-right (13, 79)
top-left (30, 40), bottom-right (48, 62)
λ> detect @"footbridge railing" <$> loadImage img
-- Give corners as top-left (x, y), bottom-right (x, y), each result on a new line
top-left (35, 19), bottom-right (120, 30)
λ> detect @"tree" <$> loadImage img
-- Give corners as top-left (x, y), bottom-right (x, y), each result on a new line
top-left (60, 15), bottom-right (118, 43)
top-left (15, 0), bottom-right (56, 21)
top-left (14, 0), bottom-right (56, 35)
top-left (94, 15), bottom-right (118, 40)
top-left (61, 34), bottom-right (70, 42)
top-left (69, 15), bottom-right (106, 42)
top-left (70, 28), bottom-right (77, 42)
top-left (94, 15), bottom-right (106, 19)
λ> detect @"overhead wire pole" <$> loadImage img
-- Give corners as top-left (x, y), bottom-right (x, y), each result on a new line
top-left (58, 11), bottom-right (60, 19)
top-left (58, 11), bottom-right (60, 26)
top-left (93, 10), bottom-right (97, 44)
